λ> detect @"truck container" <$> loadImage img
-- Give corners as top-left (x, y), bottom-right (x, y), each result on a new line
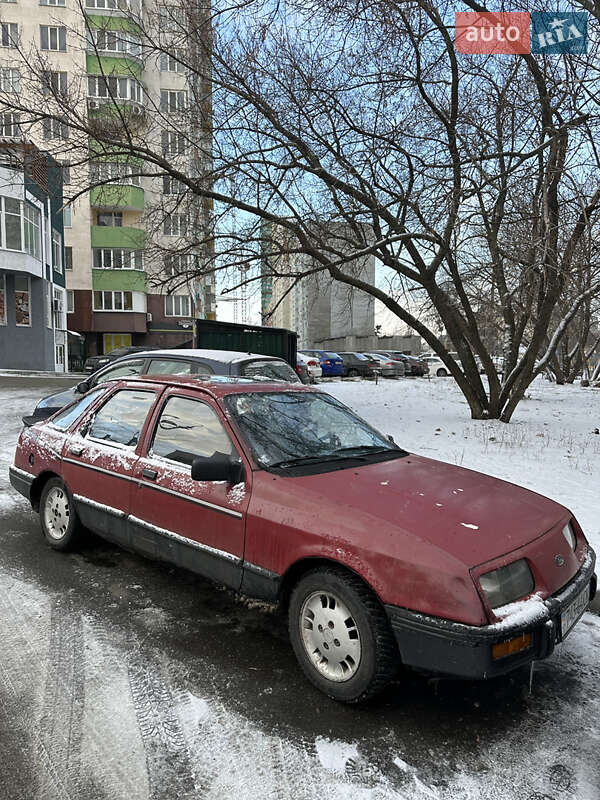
top-left (194, 319), bottom-right (297, 366)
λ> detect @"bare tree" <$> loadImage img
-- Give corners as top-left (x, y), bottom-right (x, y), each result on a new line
top-left (2, 0), bottom-right (600, 419)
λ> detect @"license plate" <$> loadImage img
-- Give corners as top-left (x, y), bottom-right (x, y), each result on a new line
top-left (560, 583), bottom-right (590, 639)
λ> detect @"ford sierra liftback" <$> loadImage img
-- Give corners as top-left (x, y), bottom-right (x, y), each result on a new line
top-left (10, 377), bottom-right (596, 702)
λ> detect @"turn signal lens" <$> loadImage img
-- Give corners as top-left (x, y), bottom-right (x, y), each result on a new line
top-left (492, 633), bottom-right (532, 660)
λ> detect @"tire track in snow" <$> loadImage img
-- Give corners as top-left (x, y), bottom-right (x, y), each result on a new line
top-left (127, 650), bottom-right (198, 800)
top-left (37, 596), bottom-right (86, 800)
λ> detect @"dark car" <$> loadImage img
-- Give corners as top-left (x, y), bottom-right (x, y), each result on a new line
top-left (83, 345), bottom-right (159, 373)
top-left (338, 352), bottom-right (378, 378)
top-left (390, 352), bottom-right (427, 376)
top-left (11, 377), bottom-right (596, 702)
top-left (363, 353), bottom-right (405, 378)
top-left (24, 349), bottom-right (300, 425)
top-left (300, 350), bottom-right (345, 377)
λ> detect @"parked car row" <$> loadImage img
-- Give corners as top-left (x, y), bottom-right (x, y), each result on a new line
top-left (298, 349), bottom-right (430, 380)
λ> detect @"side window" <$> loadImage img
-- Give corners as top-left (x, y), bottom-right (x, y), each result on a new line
top-left (87, 390), bottom-right (156, 447)
top-left (50, 388), bottom-right (106, 430)
top-left (146, 358), bottom-right (212, 376)
top-left (92, 359), bottom-right (145, 386)
top-left (151, 396), bottom-right (235, 466)
top-left (240, 359), bottom-right (300, 383)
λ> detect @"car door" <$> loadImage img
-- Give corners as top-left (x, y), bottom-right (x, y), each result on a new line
top-left (129, 388), bottom-right (250, 589)
top-left (62, 386), bottom-right (158, 546)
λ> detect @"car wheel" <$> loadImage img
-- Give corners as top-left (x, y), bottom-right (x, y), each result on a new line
top-left (347, 368), bottom-right (359, 378)
top-left (436, 368), bottom-right (448, 377)
top-left (288, 567), bottom-right (397, 702)
top-left (40, 477), bottom-right (83, 551)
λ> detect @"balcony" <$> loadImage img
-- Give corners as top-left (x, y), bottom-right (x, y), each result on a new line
top-left (92, 268), bottom-right (146, 292)
top-left (91, 225), bottom-right (145, 249)
top-left (86, 54), bottom-right (142, 78)
top-left (90, 184), bottom-right (144, 211)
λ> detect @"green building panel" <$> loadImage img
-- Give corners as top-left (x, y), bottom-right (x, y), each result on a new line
top-left (92, 268), bottom-right (147, 292)
top-left (90, 184), bottom-right (144, 211)
top-left (91, 225), bottom-right (145, 249)
top-left (86, 54), bottom-right (142, 78)
top-left (85, 13), bottom-right (141, 33)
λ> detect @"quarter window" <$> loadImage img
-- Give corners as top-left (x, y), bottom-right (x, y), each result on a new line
top-left (51, 388), bottom-right (105, 430)
top-left (87, 389), bottom-right (156, 448)
top-left (151, 396), bottom-right (235, 466)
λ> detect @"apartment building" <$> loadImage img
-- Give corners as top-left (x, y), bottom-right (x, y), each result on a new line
top-left (0, 0), bottom-right (215, 369)
top-left (261, 222), bottom-right (376, 348)
top-left (0, 141), bottom-right (68, 370)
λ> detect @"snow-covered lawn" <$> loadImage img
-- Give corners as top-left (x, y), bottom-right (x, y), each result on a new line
top-left (325, 376), bottom-right (600, 552)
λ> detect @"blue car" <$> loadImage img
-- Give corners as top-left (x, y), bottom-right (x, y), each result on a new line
top-left (300, 350), bottom-right (345, 377)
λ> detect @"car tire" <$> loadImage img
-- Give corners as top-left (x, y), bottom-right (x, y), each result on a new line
top-left (40, 477), bottom-right (84, 551)
top-left (347, 368), bottom-right (359, 378)
top-left (288, 567), bottom-right (398, 702)
top-left (436, 368), bottom-right (448, 377)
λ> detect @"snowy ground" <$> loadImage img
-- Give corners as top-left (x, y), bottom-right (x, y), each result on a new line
top-left (0, 376), bottom-right (598, 800)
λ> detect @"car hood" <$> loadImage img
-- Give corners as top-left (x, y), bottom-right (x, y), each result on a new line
top-left (280, 453), bottom-right (568, 569)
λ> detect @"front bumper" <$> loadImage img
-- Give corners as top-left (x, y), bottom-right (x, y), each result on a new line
top-left (385, 550), bottom-right (596, 679)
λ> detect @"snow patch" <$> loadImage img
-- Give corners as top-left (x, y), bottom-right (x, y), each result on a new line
top-left (315, 737), bottom-right (359, 772)
top-left (490, 592), bottom-right (548, 630)
top-left (460, 522), bottom-right (479, 530)
top-left (227, 482), bottom-right (246, 504)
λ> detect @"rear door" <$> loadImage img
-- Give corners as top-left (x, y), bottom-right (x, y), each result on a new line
top-left (129, 389), bottom-right (250, 587)
top-left (62, 387), bottom-right (158, 545)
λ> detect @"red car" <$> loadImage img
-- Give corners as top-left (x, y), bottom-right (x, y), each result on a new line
top-left (10, 377), bottom-right (596, 702)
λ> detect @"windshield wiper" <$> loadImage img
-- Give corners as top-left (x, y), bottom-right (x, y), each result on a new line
top-left (267, 445), bottom-right (403, 469)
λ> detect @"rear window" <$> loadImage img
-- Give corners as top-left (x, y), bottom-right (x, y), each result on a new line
top-left (324, 352), bottom-right (340, 359)
top-left (240, 359), bottom-right (300, 383)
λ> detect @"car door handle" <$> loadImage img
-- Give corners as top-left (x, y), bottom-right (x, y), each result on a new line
top-left (142, 468), bottom-right (158, 480)
top-left (69, 446), bottom-right (84, 456)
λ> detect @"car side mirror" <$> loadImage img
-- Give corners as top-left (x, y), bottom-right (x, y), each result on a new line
top-left (76, 380), bottom-right (90, 394)
top-left (191, 452), bottom-right (244, 484)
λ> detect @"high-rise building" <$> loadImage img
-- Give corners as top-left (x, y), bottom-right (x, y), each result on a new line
top-left (0, 0), bottom-right (216, 369)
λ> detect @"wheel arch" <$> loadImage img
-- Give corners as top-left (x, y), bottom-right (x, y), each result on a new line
top-left (30, 470), bottom-right (61, 512)
top-left (278, 556), bottom-right (384, 612)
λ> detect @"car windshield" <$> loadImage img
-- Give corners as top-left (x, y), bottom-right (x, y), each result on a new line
top-left (225, 391), bottom-right (403, 468)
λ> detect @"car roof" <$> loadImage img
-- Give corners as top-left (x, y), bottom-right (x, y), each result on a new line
top-left (117, 375), bottom-right (320, 399)
top-left (107, 349), bottom-right (286, 364)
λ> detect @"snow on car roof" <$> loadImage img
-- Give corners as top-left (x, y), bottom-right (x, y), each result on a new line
top-left (121, 349), bottom-right (284, 363)
top-left (129, 375), bottom-right (320, 398)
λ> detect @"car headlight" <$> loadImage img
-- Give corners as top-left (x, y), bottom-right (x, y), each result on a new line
top-left (479, 559), bottom-right (534, 609)
top-left (562, 522), bottom-right (576, 552)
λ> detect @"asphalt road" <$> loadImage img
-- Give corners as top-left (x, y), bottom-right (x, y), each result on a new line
top-left (0, 377), bottom-right (598, 800)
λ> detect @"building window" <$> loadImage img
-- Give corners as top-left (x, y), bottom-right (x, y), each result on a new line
top-left (0, 274), bottom-right (5, 325)
top-left (162, 176), bottom-right (186, 195)
top-left (65, 246), bottom-right (73, 269)
top-left (165, 294), bottom-right (192, 317)
top-left (4, 197), bottom-right (21, 250)
top-left (93, 248), bottom-right (143, 270)
top-left (23, 203), bottom-right (41, 259)
top-left (41, 70), bottom-right (67, 96)
top-left (61, 162), bottom-right (70, 184)
top-left (43, 117), bottom-right (69, 140)
top-left (90, 161), bottom-right (140, 186)
top-left (161, 130), bottom-right (186, 156)
top-left (0, 68), bottom-right (19, 92)
top-left (160, 50), bottom-right (186, 73)
top-left (0, 23), bottom-right (18, 48)
top-left (160, 89), bottom-right (187, 113)
top-left (158, 5), bottom-right (186, 32)
top-left (165, 253), bottom-right (189, 276)
top-left (52, 229), bottom-right (62, 273)
top-left (40, 25), bottom-right (66, 51)
top-left (62, 204), bottom-right (72, 227)
top-left (97, 211), bottom-right (123, 227)
top-left (85, 0), bottom-right (130, 9)
top-left (87, 75), bottom-right (143, 103)
top-left (41, 0), bottom-right (66, 6)
top-left (0, 112), bottom-right (20, 137)
top-left (88, 29), bottom-right (141, 58)
top-left (93, 290), bottom-right (133, 311)
top-left (163, 214), bottom-right (187, 236)
top-left (53, 287), bottom-right (64, 328)
top-left (66, 289), bottom-right (74, 313)
top-left (14, 275), bottom-right (30, 326)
